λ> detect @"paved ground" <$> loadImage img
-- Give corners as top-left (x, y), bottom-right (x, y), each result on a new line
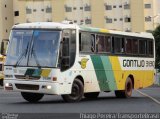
top-left (0, 86), bottom-right (160, 118)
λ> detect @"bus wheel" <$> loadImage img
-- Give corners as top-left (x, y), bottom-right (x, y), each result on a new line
top-left (21, 92), bottom-right (44, 103)
top-left (62, 79), bottom-right (84, 102)
top-left (84, 92), bottom-right (99, 99)
top-left (115, 77), bottom-right (133, 98)
top-left (0, 80), bottom-right (3, 86)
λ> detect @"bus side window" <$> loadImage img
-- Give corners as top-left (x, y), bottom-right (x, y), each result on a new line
top-left (80, 32), bottom-right (94, 53)
top-left (113, 37), bottom-right (122, 53)
top-left (139, 39), bottom-right (147, 55)
top-left (148, 40), bottom-right (153, 56)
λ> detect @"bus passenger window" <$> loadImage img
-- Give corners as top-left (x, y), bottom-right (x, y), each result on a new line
top-left (132, 39), bottom-right (138, 54)
top-left (126, 39), bottom-right (132, 54)
top-left (104, 36), bottom-right (111, 52)
top-left (114, 37), bottom-right (122, 53)
top-left (96, 35), bottom-right (111, 53)
top-left (80, 32), bottom-right (94, 53)
top-left (139, 40), bottom-right (147, 55)
top-left (96, 35), bottom-right (105, 52)
top-left (148, 41), bottom-right (153, 56)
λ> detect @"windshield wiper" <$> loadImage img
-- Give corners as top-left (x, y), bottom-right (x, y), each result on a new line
top-left (14, 42), bottom-right (29, 67)
top-left (30, 42), bottom-right (41, 68)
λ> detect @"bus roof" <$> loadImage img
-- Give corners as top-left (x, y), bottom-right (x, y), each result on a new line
top-left (13, 22), bottom-right (154, 39)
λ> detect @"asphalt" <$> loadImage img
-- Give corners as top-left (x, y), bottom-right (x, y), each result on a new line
top-left (0, 85), bottom-right (160, 119)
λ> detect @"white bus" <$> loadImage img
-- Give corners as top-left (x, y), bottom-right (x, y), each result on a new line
top-left (4, 22), bottom-right (155, 102)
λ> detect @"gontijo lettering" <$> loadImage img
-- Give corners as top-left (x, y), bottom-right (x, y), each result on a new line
top-left (123, 59), bottom-right (155, 67)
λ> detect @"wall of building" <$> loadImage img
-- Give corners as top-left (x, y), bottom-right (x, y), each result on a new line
top-left (0, 0), bottom-right (13, 42)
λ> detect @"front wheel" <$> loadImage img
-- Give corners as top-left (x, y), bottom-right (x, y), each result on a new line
top-left (21, 92), bottom-right (44, 103)
top-left (62, 79), bottom-right (84, 102)
top-left (115, 77), bottom-right (133, 98)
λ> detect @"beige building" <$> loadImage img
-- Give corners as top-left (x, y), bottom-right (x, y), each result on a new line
top-left (0, 0), bottom-right (13, 52)
top-left (0, 0), bottom-right (160, 47)
top-left (12, 0), bottom-right (159, 32)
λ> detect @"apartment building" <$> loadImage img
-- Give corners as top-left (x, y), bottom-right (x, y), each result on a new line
top-left (0, 0), bottom-right (13, 50)
top-left (12, 0), bottom-right (159, 32)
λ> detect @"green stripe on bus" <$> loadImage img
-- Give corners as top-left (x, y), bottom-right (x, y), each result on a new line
top-left (91, 55), bottom-right (109, 91)
top-left (100, 56), bottom-right (117, 91)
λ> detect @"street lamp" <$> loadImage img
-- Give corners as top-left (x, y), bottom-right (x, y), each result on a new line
top-left (149, 14), bottom-right (160, 30)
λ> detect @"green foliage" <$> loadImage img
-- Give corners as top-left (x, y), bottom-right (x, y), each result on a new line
top-left (153, 25), bottom-right (160, 70)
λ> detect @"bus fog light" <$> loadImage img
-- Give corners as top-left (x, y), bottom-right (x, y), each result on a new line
top-left (47, 85), bottom-right (52, 90)
top-left (5, 83), bottom-right (13, 90)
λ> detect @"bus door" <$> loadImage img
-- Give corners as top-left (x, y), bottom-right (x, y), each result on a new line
top-left (60, 29), bottom-right (76, 71)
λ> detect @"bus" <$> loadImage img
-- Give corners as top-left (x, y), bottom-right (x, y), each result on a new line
top-left (4, 22), bottom-right (155, 102)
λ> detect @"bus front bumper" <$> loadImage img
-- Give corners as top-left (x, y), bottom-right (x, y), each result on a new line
top-left (4, 80), bottom-right (61, 95)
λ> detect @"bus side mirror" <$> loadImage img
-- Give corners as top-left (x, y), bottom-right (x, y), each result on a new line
top-left (0, 42), bottom-right (6, 56)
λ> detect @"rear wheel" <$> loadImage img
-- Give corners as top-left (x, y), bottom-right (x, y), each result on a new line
top-left (21, 92), bottom-right (44, 103)
top-left (62, 79), bottom-right (84, 102)
top-left (84, 92), bottom-right (99, 99)
top-left (115, 77), bottom-right (133, 98)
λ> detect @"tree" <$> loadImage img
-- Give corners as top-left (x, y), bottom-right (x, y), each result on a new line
top-left (153, 25), bottom-right (160, 70)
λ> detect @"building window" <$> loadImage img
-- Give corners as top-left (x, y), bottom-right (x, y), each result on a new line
top-left (5, 5), bottom-right (7, 8)
top-left (73, 7), bottom-right (77, 10)
top-left (80, 7), bottom-right (83, 10)
top-left (41, 9), bottom-right (44, 12)
top-left (124, 3), bottom-right (130, 9)
top-left (5, 17), bottom-right (7, 20)
top-left (120, 18), bottom-right (123, 21)
top-left (6, 29), bottom-right (8, 33)
top-left (105, 5), bottom-right (112, 10)
top-left (33, 9), bottom-right (37, 12)
top-left (145, 4), bottom-right (151, 9)
top-left (74, 20), bottom-right (77, 23)
top-left (125, 17), bottom-right (131, 22)
top-left (114, 18), bottom-right (117, 21)
top-left (26, 7), bottom-right (32, 14)
top-left (46, 7), bottom-right (52, 13)
top-left (46, 19), bottom-right (52, 22)
top-left (113, 5), bottom-right (116, 8)
top-left (65, 6), bottom-right (72, 12)
top-left (106, 18), bottom-right (112, 23)
top-left (26, 19), bottom-right (31, 23)
top-left (84, 5), bottom-right (91, 11)
top-left (145, 16), bottom-right (152, 22)
top-left (14, 11), bottom-right (19, 16)
top-left (119, 5), bottom-right (122, 8)
top-left (85, 19), bottom-right (92, 24)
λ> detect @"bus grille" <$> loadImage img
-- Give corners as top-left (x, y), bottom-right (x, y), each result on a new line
top-left (15, 75), bottom-right (40, 80)
top-left (15, 84), bottom-right (39, 90)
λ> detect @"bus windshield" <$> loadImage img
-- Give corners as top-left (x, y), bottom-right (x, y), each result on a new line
top-left (6, 30), bottom-right (61, 68)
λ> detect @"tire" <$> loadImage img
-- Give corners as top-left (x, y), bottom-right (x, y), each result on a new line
top-left (21, 92), bottom-right (44, 103)
top-left (84, 92), bottom-right (99, 99)
top-left (115, 77), bottom-right (133, 98)
top-left (62, 79), bottom-right (84, 102)
top-left (0, 80), bottom-right (3, 86)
